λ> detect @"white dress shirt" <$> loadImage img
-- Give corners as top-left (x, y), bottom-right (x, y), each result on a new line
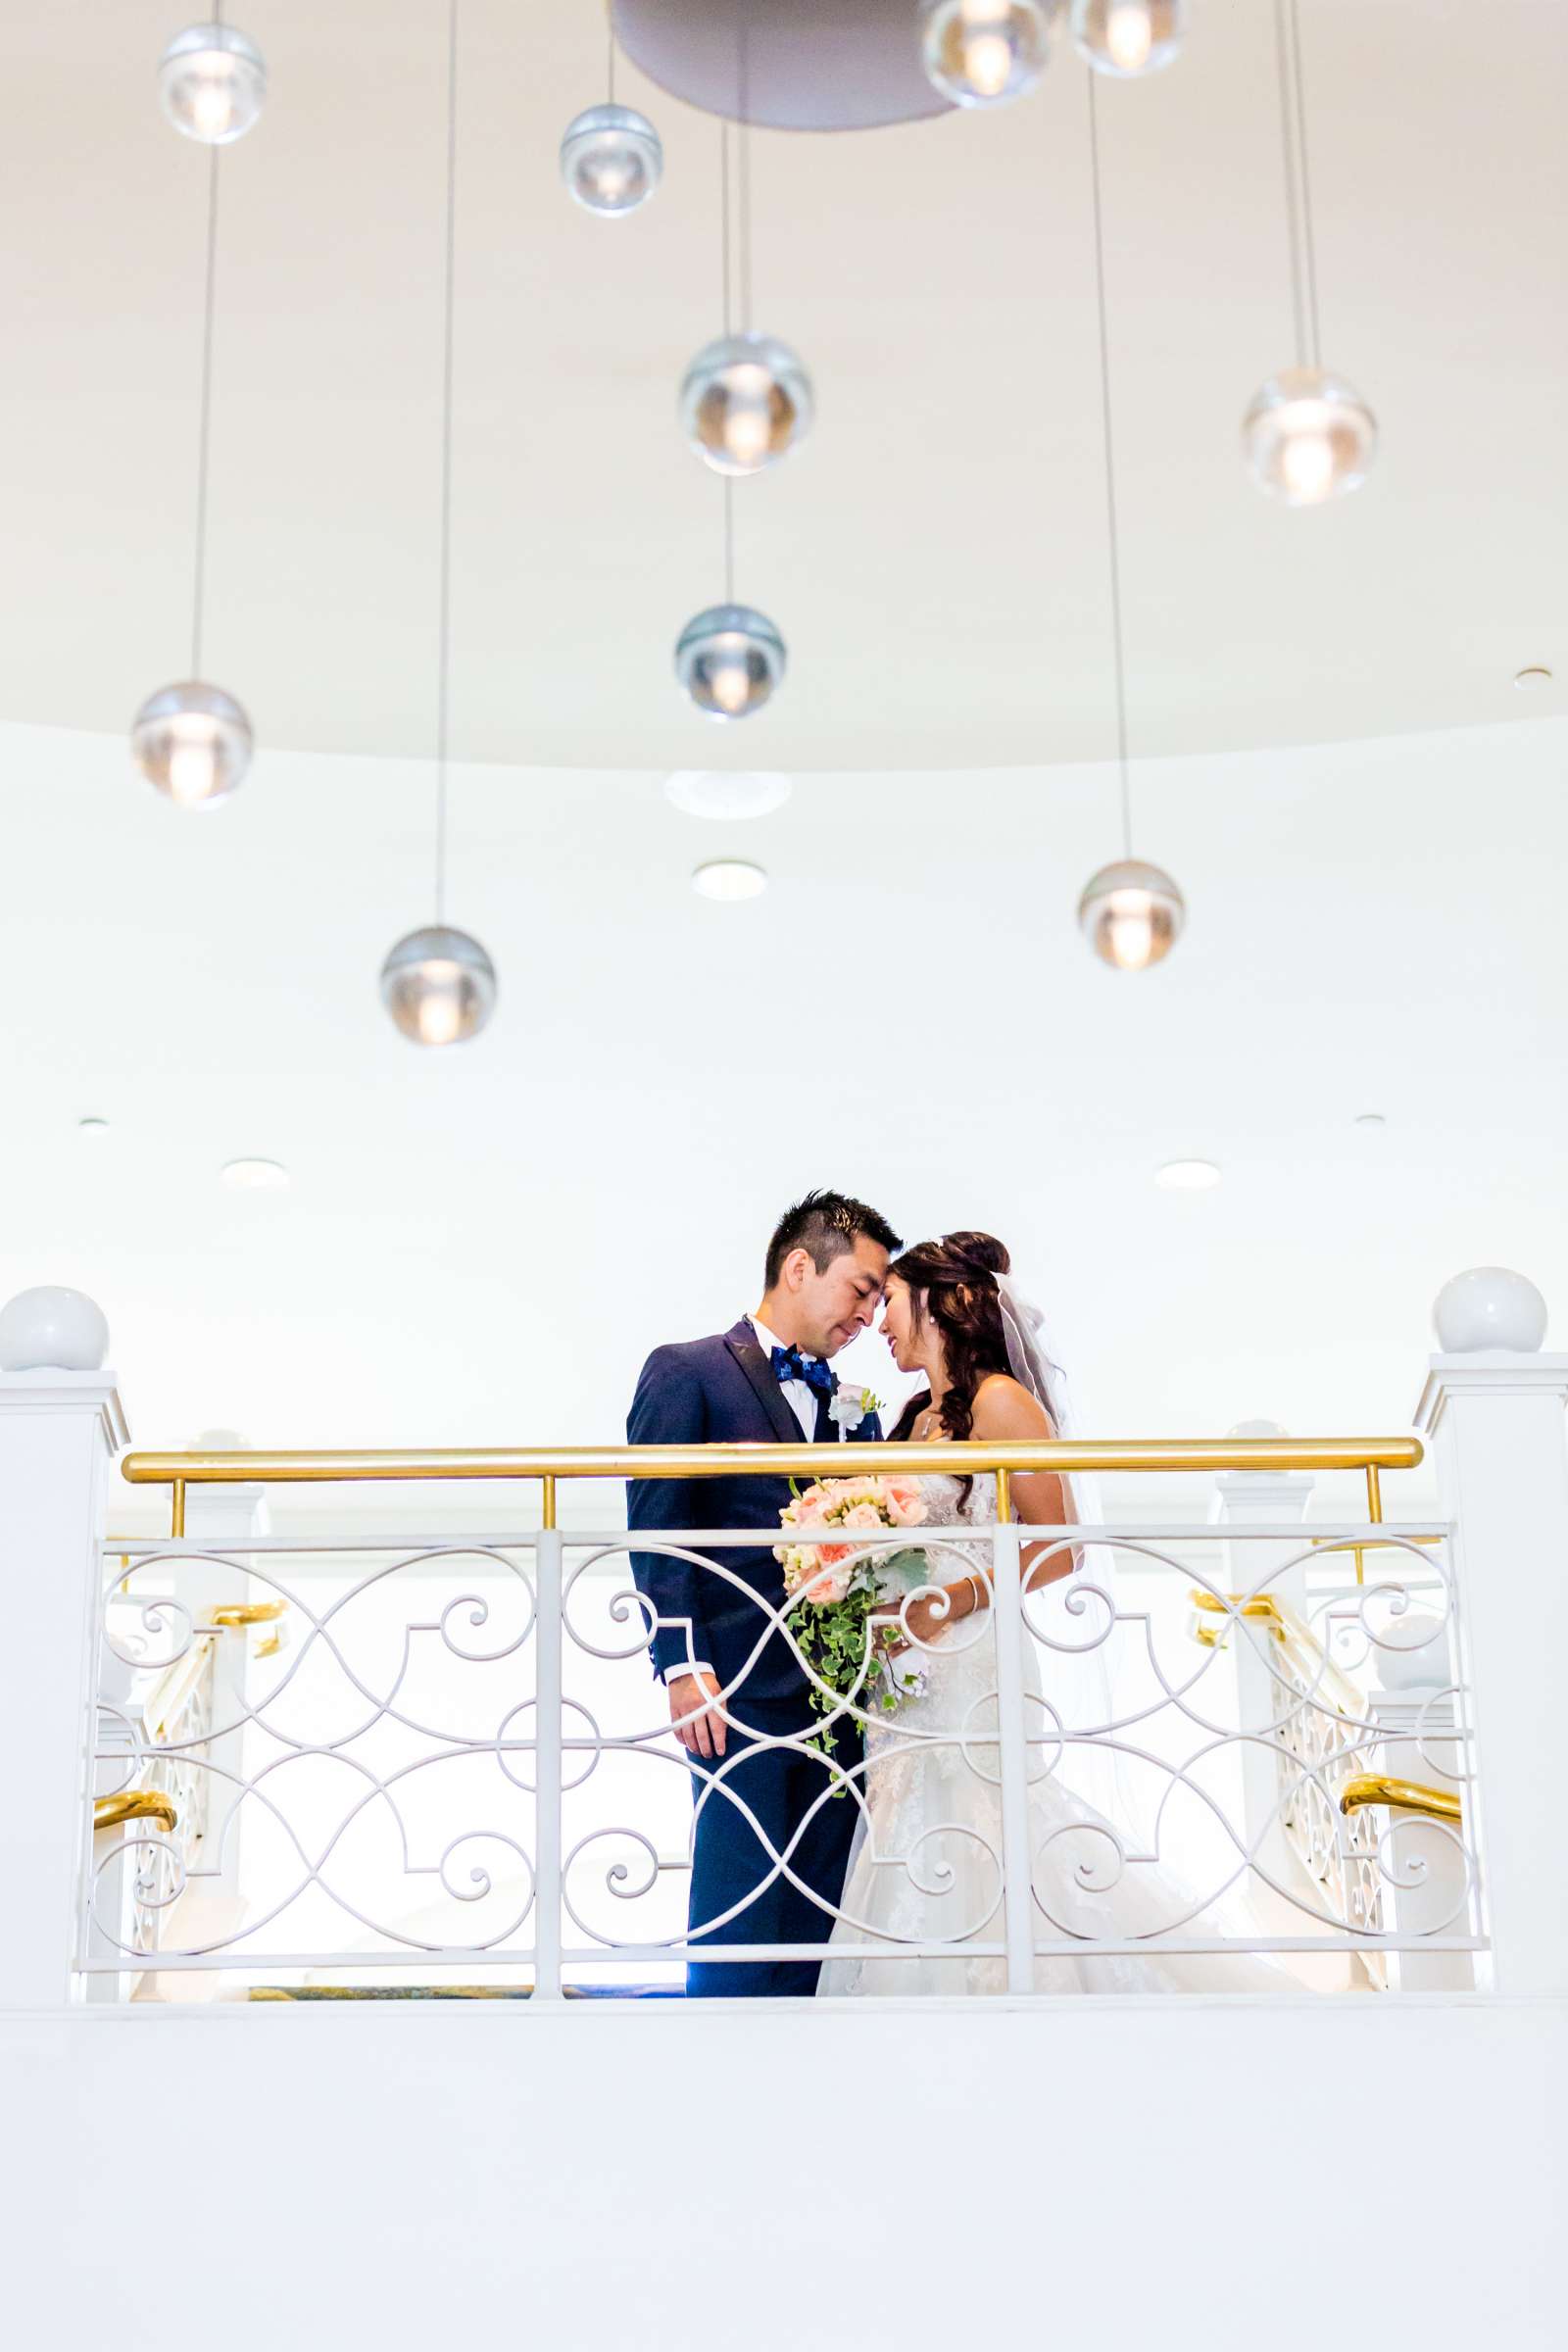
top-left (663, 1315), bottom-right (831, 1689)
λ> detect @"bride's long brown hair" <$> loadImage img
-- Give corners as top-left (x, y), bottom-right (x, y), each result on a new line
top-left (887, 1232), bottom-right (1024, 1505)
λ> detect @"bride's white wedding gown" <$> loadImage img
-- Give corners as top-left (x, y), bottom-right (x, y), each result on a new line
top-left (817, 1475), bottom-right (1290, 1996)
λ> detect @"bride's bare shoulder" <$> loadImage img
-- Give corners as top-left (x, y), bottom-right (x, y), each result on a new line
top-left (969, 1372), bottom-right (1055, 1438)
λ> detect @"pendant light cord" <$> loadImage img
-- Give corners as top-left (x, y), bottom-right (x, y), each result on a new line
top-left (719, 119), bottom-right (736, 601)
top-left (714, 12), bottom-right (756, 605)
top-left (607, 3), bottom-right (615, 103)
top-left (190, 140), bottom-right (220, 679)
top-left (1086, 74), bottom-right (1133, 862)
top-left (1275, 0), bottom-right (1322, 370)
top-left (736, 10), bottom-right (753, 336)
top-left (433, 0), bottom-right (460, 925)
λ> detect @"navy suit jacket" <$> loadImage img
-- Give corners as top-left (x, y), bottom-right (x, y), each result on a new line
top-left (626, 1319), bottom-right (884, 1705)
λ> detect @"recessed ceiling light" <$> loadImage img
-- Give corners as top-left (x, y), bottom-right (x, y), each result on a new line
top-left (1514, 665), bottom-right (1552, 691)
top-left (220, 1157), bottom-right (289, 1190)
top-left (77, 1116), bottom-right (110, 1139)
top-left (1155, 1159), bottom-right (1221, 1191)
top-left (692, 859), bottom-right (768, 903)
top-left (665, 770), bottom-right (792, 821)
top-left (1353, 1111), bottom-right (1387, 1129)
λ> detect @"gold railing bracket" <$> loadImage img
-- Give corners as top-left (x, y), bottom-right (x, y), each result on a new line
top-left (94, 1789), bottom-right (179, 1837)
top-left (1340, 1774), bottom-right (1462, 1826)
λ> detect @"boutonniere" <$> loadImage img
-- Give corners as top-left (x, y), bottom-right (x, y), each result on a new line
top-left (828, 1385), bottom-right (880, 1433)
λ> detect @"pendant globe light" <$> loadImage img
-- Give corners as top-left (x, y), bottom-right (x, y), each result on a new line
top-left (919, 2), bottom-right (1055, 109)
top-left (679, 18), bottom-right (813, 476)
top-left (1070, 1), bottom-right (1184, 77)
top-left (1076, 73), bottom-right (1184, 972)
top-left (159, 19), bottom-right (267, 144)
top-left (1243, 0), bottom-right (1375, 505)
top-left (380, 0), bottom-right (496, 1048)
top-left (132, 8), bottom-right (254, 807)
top-left (560, 11), bottom-right (662, 215)
top-left (676, 115), bottom-right (787, 720)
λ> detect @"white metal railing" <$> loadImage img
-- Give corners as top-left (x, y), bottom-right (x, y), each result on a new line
top-left (79, 1502), bottom-right (1483, 1993)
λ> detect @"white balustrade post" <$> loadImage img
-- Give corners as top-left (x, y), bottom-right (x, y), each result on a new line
top-left (0, 1289), bottom-right (127, 2008)
top-left (1208, 1429), bottom-right (1315, 1889)
top-left (990, 1501), bottom-right (1036, 1993)
top-left (1413, 1268), bottom-right (1568, 1996)
top-left (533, 1513), bottom-right (564, 2000)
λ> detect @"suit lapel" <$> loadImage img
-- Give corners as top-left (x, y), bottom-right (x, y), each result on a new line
top-left (724, 1320), bottom-right (808, 1447)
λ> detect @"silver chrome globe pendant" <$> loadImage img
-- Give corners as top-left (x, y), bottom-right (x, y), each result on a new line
top-left (1071, 0), bottom-right (1185, 76)
top-left (919, 1), bottom-right (1054, 109)
top-left (680, 333), bottom-right (814, 477)
top-left (380, 925), bottom-right (498, 1048)
top-left (1242, 366), bottom-right (1377, 506)
top-left (560, 103), bottom-right (663, 215)
top-left (159, 23), bottom-right (267, 144)
top-left (1078, 858), bottom-right (1185, 971)
top-left (131, 681), bottom-right (253, 807)
top-left (675, 605), bottom-right (787, 721)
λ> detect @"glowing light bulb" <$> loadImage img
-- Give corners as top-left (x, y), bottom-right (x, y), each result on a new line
top-left (720, 367), bottom-right (775, 467)
top-left (963, 30), bottom-right (1013, 94)
top-left (167, 728), bottom-right (219, 808)
top-left (1108, 902), bottom-right (1155, 968)
top-left (415, 968), bottom-right (465, 1047)
top-left (1106, 2), bottom-right (1153, 70)
top-left (709, 657), bottom-right (752, 717)
top-left (1281, 427), bottom-right (1335, 504)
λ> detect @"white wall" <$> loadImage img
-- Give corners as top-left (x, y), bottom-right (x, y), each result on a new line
top-left (4, 1998), bottom-right (1561, 2349)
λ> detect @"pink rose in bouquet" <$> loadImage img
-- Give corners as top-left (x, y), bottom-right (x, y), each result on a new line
top-left (775, 1474), bottom-right (931, 1765)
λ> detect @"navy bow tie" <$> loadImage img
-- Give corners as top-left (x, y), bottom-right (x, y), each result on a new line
top-left (770, 1344), bottom-right (835, 1396)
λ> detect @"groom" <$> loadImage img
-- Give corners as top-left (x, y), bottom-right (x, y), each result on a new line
top-left (627, 1189), bottom-right (901, 1996)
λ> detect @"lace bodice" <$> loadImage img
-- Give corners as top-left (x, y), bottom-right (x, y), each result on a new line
top-left (910, 1471), bottom-right (998, 1530)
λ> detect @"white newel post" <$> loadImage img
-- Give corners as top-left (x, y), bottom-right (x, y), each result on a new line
top-left (0, 1288), bottom-right (127, 2008)
top-left (1209, 1429), bottom-right (1315, 1889)
top-left (1414, 1268), bottom-right (1568, 1997)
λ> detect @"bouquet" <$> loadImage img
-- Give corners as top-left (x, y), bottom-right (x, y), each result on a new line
top-left (775, 1475), bottom-right (931, 1759)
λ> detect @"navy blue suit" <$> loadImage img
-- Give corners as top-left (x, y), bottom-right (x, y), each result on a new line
top-left (627, 1319), bottom-right (883, 1996)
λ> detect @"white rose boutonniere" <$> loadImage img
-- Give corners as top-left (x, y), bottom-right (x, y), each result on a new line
top-left (828, 1385), bottom-right (880, 1435)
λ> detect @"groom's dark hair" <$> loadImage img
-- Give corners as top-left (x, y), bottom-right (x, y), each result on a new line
top-left (763, 1190), bottom-right (902, 1290)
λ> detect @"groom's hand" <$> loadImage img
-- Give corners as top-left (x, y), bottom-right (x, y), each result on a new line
top-left (668, 1670), bottom-right (727, 1759)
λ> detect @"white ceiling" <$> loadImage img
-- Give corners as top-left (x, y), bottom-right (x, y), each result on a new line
top-left (4, 710), bottom-right (1565, 1526)
top-left (1, 1), bottom-right (1564, 770)
top-left (2, 5), bottom-right (1564, 1527)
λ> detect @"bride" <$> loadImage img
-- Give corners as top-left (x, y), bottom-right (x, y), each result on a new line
top-left (816, 1231), bottom-right (1288, 1996)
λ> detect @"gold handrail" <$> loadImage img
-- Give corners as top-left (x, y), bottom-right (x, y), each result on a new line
top-left (122, 1438), bottom-right (1422, 1487)
top-left (1340, 1774), bottom-right (1462, 1825)
top-left (122, 1437), bottom-right (1424, 1531)
top-left (94, 1790), bottom-right (178, 1836)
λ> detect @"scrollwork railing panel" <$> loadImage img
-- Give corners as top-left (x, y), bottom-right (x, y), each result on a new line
top-left (79, 1517), bottom-right (1484, 1989)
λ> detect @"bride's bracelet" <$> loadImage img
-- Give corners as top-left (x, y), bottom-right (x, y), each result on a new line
top-left (965, 1572), bottom-right (990, 1615)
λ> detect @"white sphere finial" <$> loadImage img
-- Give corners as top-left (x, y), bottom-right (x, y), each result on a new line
top-left (1226, 1418), bottom-right (1290, 1442)
top-left (1433, 1267), bottom-right (1547, 1354)
top-left (0, 1286), bottom-right (111, 1371)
